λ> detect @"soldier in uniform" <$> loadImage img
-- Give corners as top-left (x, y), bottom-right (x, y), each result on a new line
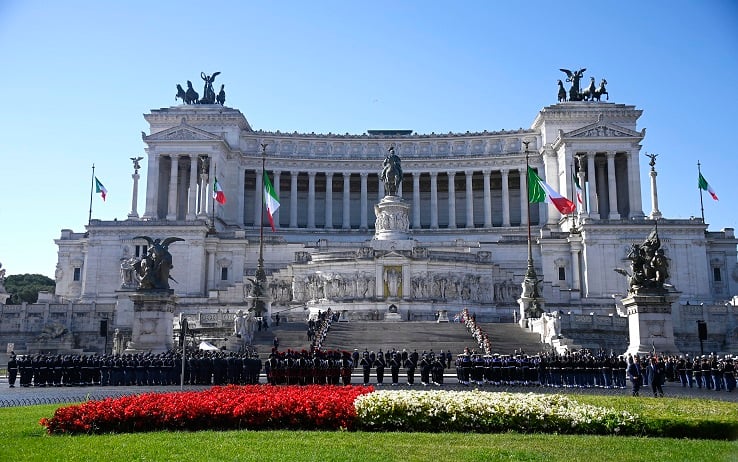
top-left (7, 352), bottom-right (17, 388)
top-left (389, 352), bottom-right (401, 385)
top-left (360, 351), bottom-right (372, 386)
top-left (374, 349), bottom-right (386, 385)
top-left (627, 356), bottom-right (642, 397)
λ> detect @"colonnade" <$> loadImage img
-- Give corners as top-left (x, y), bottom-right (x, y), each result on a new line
top-left (143, 151), bottom-right (640, 229)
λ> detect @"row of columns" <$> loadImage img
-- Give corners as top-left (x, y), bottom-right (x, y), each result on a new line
top-left (261, 168), bottom-right (534, 230)
top-left (144, 151), bottom-right (638, 226)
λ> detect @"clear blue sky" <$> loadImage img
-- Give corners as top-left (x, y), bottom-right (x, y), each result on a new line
top-left (1, 1), bottom-right (736, 278)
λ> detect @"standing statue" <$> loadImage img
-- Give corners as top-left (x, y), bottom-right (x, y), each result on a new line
top-left (380, 146), bottom-right (403, 196)
top-left (560, 68), bottom-right (587, 101)
top-left (216, 84), bottom-right (226, 105)
top-left (132, 236), bottom-right (185, 290)
top-left (199, 71), bottom-right (221, 104)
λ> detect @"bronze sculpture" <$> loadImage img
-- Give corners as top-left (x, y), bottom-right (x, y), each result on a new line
top-left (132, 236), bottom-right (185, 290)
top-left (380, 146), bottom-right (403, 196)
top-left (560, 68), bottom-right (586, 101)
top-left (199, 71), bottom-right (221, 104)
top-left (614, 227), bottom-right (670, 293)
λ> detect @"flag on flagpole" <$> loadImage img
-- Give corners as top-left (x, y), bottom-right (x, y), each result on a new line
top-left (698, 172), bottom-right (718, 201)
top-left (572, 172), bottom-right (583, 204)
top-left (94, 177), bottom-right (108, 202)
top-left (213, 177), bottom-right (226, 204)
top-left (263, 171), bottom-right (280, 232)
top-left (528, 167), bottom-right (576, 215)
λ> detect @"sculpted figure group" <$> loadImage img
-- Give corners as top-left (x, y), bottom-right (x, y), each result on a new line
top-left (175, 71), bottom-right (226, 105)
top-left (558, 68), bottom-right (608, 102)
top-left (615, 227), bottom-right (670, 293)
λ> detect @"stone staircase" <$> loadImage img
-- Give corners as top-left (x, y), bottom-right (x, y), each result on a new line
top-left (319, 321), bottom-right (545, 356)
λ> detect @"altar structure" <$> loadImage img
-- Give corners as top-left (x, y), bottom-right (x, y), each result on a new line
top-left (37, 71), bottom-right (738, 354)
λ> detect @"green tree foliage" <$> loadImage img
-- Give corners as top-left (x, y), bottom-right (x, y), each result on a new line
top-left (4, 274), bottom-right (55, 304)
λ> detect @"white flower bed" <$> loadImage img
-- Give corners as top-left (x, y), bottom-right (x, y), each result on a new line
top-left (354, 390), bottom-right (642, 435)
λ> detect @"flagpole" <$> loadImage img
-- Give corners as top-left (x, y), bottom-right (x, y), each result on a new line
top-left (253, 143), bottom-right (268, 321)
top-left (209, 163), bottom-right (216, 234)
top-left (88, 164), bottom-right (95, 226)
top-left (697, 161), bottom-right (705, 224)
top-left (523, 141), bottom-right (539, 299)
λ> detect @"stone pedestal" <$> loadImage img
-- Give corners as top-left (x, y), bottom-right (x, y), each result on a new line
top-left (623, 290), bottom-right (680, 356)
top-left (385, 304), bottom-right (402, 322)
top-left (374, 196), bottom-right (411, 241)
top-left (436, 309), bottom-right (449, 323)
top-left (517, 296), bottom-right (545, 328)
top-left (125, 290), bottom-right (176, 354)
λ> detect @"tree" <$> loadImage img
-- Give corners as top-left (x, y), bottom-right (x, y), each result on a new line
top-left (4, 274), bottom-right (55, 304)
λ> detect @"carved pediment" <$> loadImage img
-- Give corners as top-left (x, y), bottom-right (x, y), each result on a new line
top-left (566, 122), bottom-right (642, 139)
top-left (144, 122), bottom-right (223, 143)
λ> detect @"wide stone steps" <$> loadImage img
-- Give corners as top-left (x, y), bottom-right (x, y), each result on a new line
top-left (320, 321), bottom-right (545, 356)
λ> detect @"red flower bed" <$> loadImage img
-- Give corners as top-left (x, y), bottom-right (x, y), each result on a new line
top-left (40, 385), bottom-right (373, 435)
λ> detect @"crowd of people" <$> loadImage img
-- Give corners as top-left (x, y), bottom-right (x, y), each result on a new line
top-left (5, 350), bottom-right (262, 388)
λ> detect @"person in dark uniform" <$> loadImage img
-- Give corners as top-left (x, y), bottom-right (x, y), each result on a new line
top-left (404, 354), bottom-right (416, 385)
top-left (360, 351), bottom-right (372, 386)
top-left (375, 350), bottom-right (386, 386)
top-left (647, 356), bottom-right (666, 397)
top-left (7, 352), bottom-right (18, 388)
top-left (389, 352), bottom-right (401, 385)
top-left (627, 356), bottom-right (641, 397)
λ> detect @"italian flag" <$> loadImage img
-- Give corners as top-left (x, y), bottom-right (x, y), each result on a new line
top-left (528, 167), bottom-right (576, 215)
top-left (698, 172), bottom-right (718, 201)
top-left (94, 177), bottom-right (107, 202)
top-left (572, 171), bottom-right (583, 204)
top-left (263, 171), bottom-right (280, 232)
top-left (213, 177), bottom-right (226, 204)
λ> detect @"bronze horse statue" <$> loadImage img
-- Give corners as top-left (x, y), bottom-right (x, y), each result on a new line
top-left (175, 84), bottom-right (187, 104)
top-left (594, 78), bottom-right (608, 101)
top-left (581, 76), bottom-right (597, 101)
top-left (557, 80), bottom-right (567, 102)
top-left (381, 147), bottom-right (403, 196)
top-left (185, 80), bottom-right (199, 105)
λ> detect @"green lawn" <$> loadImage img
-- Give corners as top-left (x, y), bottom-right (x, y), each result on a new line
top-left (1, 395), bottom-right (736, 462)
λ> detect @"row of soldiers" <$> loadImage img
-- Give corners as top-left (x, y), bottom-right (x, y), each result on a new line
top-left (8, 351), bottom-right (262, 388)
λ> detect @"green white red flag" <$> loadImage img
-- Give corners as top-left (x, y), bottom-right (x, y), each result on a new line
top-left (264, 172), bottom-right (280, 231)
top-left (94, 177), bottom-right (107, 202)
top-left (213, 177), bottom-right (226, 204)
top-left (698, 172), bottom-right (718, 201)
top-left (528, 167), bottom-right (576, 215)
top-left (572, 172), bottom-right (583, 204)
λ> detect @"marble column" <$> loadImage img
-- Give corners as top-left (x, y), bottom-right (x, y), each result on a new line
top-left (307, 171), bottom-right (316, 229)
top-left (501, 169), bottom-right (511, 227)
top-left (290, 171), bottom-right (298, 228)
top-left (412, 172), bottom-right (421, 229)
top-left (186, 156), bottom-right (198, 220)
top-left (596, 158), bottom-right (607, 220)
top-left (143, 153), bottom-right (159, 219)
top-left (325, 172), bottom-right (333, 229)
top-left (342, 172), bottom-right (351, 229)
top-left (129, 169), bottom-right (141, 220)
top-left (236, 166), bottom-right (245, 225)
top-left (254, 169), bottom-right (263, 227)
top-left (519, 167), bottom-right (528, 226)
top-left (166, 155), bottom-right (179, 221)
top-left (587, 153), bottom-right (599, 218)
top-left (198, 159), bottom-right (209, 218)
top-left (628, 151), bottom-right (644, 218)
top-left (378, 176), bottom-right (385, 201)
top-left (570, 243), bottom-right (582, 297)
top-left (465, 170), bottom-right (474, 228)
top-left (447, 172), bottom-right (456, 229)
top-left (360, 172), bottom-right (368, 230)
top-left (483, 170), bottom-right (492, 228)
top-left (430, 172), bottom-right (439, 229)
top-left (606, 152), bottom-right (620, 219)
top-left (273, 171), bottom-right (281, 229)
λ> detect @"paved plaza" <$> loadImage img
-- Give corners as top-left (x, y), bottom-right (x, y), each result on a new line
top-left (1, 373), bottom-right (735, 408)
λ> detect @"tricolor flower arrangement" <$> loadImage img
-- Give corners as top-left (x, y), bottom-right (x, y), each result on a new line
top-left (40, 386), bottom-right (642, 436)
